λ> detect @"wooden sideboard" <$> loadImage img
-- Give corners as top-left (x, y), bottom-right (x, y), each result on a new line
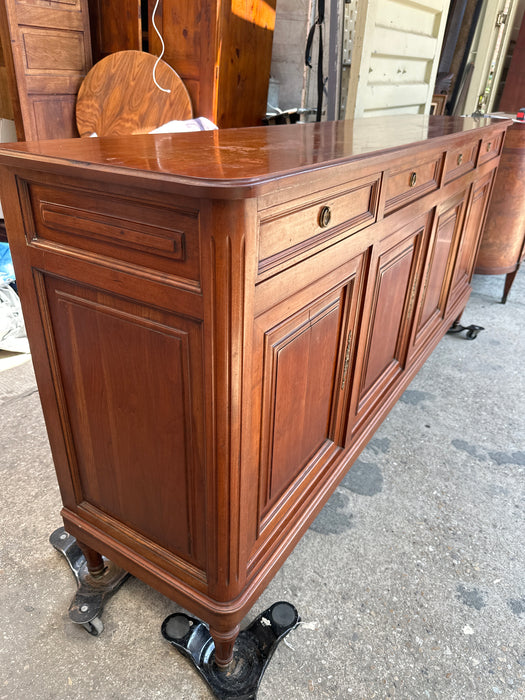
top-left (475, 122), bottom-right (525, 302)
top-left (0, 116), bottom-right (509, 671)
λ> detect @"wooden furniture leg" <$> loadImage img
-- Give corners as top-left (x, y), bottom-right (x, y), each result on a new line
top-left (76, 539), bottom-right (106, 577)
top-left (502, 266), bottom-right (520, 304)
top-left (209, 625), bottom-right (240, 668)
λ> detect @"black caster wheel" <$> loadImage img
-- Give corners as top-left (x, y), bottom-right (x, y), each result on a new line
top-left (81, 616), bottom-right (104, 636)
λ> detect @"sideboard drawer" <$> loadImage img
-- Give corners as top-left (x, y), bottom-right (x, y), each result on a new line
top-left (443, 141), bottom-right (478, 184)
top-left (384, 153), bottom-right (443, 215)
top-left (478, 130), bottom-right (504, 165)
top-left (258, 173), bottom-right (381, 273)
top-left (25, 181), bottom-right (201, 282)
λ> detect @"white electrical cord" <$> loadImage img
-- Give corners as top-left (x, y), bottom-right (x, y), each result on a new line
top-left (151, 0), bottom-right (171, 93)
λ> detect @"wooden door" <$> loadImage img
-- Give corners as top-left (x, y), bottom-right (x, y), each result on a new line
top-left (347, 212), bottom-right (430, 437)
top-left (447, 171), bottom-right (495, 309)
top-left (252, 249), bottom-right (368, 538)
top-left (407, 189), bottom-right (467, 361)
top-left (0, 0), bottom-right (92, 140)
top-left (345, 0), bottom-right (450, 118)
top-left (0, 29), bottom-right (14, 120)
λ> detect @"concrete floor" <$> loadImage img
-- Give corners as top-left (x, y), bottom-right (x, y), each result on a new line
top-left (1, 271), bottom-right (524, 700)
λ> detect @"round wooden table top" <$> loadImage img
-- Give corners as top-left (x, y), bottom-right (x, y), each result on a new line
top-left (76, 50), bottom-right (193, 137)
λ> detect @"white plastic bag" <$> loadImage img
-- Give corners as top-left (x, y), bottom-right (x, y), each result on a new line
top-left (0, 282), bottom-right (29, 353)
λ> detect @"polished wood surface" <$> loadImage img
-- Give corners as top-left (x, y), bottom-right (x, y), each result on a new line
top-left (76, 50), bottom-right (193, 137)
top-left (0, 0), bottom-right (92, 140)
top-left (0, 116), bottom-right (509, 666)
top-left (475, 122), bottom-right (525, 301)
top-left (2, 116), bottom-right (504, 190)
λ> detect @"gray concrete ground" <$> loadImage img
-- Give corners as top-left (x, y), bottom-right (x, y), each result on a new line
top-left (1, 271), bottom-right (524, 700)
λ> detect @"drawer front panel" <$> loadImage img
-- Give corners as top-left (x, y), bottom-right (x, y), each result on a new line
top-left (384, 154), bottom-right (443, 215)
top-left (478, 130), bottom-right (504, 166)
top-left (24, 181), bottom-right (200, 282)
top-left (258, 174), bottom-right (380, 273)
top-left (443, 142), bottom-right (478, 183)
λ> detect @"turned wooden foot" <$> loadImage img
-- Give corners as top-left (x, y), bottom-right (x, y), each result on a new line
top-left (210, 624), bottom-right (240, 668)
top-left (77, 540), bottom-right (106, 577)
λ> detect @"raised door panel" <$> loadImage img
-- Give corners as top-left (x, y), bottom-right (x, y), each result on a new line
top-left (253, 250), bottom-right (367, 538)
top-left (0, 0), bottom-right (92, 140)
top-left (40, 274), bottom-right (207, 571)
top-left (348, 212), bottom-right (430, 437)
top-left (408, 190), bottom-right (467, 359)
top-left (447, 171), bottom-right (495, 310)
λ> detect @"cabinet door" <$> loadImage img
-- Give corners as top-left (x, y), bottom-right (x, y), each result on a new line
top-left (447, 171), bottom-right (495, 311)
top-left (252, 249), bottom-right (368, 536)
top-left (0, 0), bottom-right (92, 140)
top-left (407, 190), bottom-right (467, 361)
top-left (347, 212), bottom-right (431, 438)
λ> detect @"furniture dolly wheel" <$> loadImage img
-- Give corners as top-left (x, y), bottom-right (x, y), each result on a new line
top-left (82, 617), bottom-right (104, 636)
top-left (49, 527), bottom-right (130, 635)
top-left (447, 322), bottom-right (485, 339)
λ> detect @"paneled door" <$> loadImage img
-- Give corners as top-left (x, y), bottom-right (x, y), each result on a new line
top-left (347, 211), bottom-right (431, 438)
top-left (344, 0), bottom-right (450, 118)
top-left (252, 248), bottom-right (368, 540)
top-left (0, 0), bottom-right (92, 140)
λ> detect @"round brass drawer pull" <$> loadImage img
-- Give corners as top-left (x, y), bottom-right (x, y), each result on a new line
top-left (319, 205), bottom-right (332, 228)
top-left (457, 153), bottom-right (463, 165)
top-left (409, 171), bottom-right (417, 187)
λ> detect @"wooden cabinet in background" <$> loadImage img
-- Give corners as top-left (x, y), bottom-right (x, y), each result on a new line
top-left (0, 0), bottom-right (92, 140)
top-left (88, 0), bottom-right (276, 129)
top-left (149, 0), bottom-right (276, 127)
top-left (0, 115), bottom-right (509, 669)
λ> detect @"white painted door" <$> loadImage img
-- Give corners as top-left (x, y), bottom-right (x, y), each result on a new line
top-left (344, 0), bottom-right (451, 118)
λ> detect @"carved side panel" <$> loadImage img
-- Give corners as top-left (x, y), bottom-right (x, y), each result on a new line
top-left (39, 274), bottom-right (206, 569)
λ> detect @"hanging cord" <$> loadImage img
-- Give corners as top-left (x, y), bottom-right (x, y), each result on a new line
top-left (151, 0), bottom-right (171, 93)
top-left (305, 0), bottom-right (326, 121)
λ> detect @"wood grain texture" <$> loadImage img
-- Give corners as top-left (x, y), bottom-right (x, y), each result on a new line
top-left (475, 124), bottom-right (525, 274)
top-left (149, 0), bottom-right (276, 128)
top-left (0, 115), bottom-right (508, 195)
top-left (76, 50), bottom-right (193, 137)
top-left (0, 31), bottom-right (14, 120)
top-left (0, 0), bottom-right (92, 140)
top-left (0, 116), bottom-right (510, 659)
top-left (88, 0), bottom-right (142, 63)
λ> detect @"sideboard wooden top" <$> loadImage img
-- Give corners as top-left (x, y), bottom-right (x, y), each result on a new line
top-left (0, 116), bottom-right (510, 197)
